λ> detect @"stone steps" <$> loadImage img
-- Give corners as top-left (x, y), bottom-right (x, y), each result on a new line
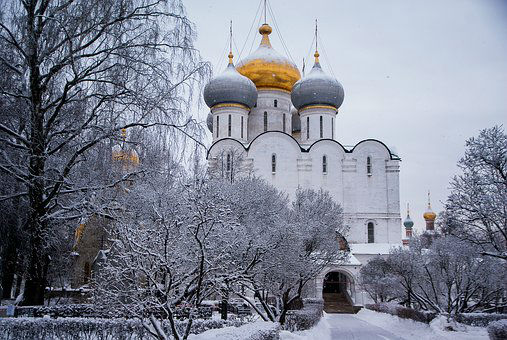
top-left (323, 293), bottom-right (359, 314)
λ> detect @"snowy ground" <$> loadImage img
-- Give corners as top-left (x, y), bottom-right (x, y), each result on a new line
top-left (280, 309), bottom-right (489, 340)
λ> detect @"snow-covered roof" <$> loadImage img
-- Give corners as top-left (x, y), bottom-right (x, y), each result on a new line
top-left (350, 243), bottom-right (402, 255)
top-left (343, 253), bottom-right (362, 266)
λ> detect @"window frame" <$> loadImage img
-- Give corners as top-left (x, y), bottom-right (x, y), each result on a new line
top-left (320, 115), bottom-right (323, 138)
top-left (306, 116), bottom-right (310, 140)
top-left (216, 115), bottom-right (219, 138)
top-left (241, 116), bottom-right (244, 139)
top-left (367, 222), bottom-right (375, 243)
top-left (228, 114), bottom-right (231, 137)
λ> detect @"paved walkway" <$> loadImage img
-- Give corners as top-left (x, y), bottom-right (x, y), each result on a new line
top-left (326, 314), bottom-right (406, 340)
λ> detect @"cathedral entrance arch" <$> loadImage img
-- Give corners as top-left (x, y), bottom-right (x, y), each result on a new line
top-left (322, 270), bottom-right (355, 313)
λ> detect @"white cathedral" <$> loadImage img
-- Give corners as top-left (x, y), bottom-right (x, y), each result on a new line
top-left (204, 22), bottom-right (406, 310)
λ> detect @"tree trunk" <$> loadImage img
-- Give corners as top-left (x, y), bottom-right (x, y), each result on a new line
top-left (22, 0), bottom-right (48, 305)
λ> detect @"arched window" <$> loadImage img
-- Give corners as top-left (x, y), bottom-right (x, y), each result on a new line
top-left (241, 116), bottom-right (244, 139)
top-left (274, 99), bottom-right (278, 107)
top-left (306, 116), bottom-right (310, 140)
top-left (228, 114), bottom-right (231, 137)
top-left (367, 222), bottom-right (375, 243)
top-left (283, 113), bottom-right (286, 133)
top-left (322, 155), bottom-right (327, 173)
top-left (271, 154), bottom-right (276, 173)
top-left (226, 153), bottom-right (231, 172)
top-left (367, 156), bottom-right (372, 175)
top-left (264, 112), bottom-right (268, 132)
top-left (320, 116), bottom-right (323, 138)
top-left (216, 116), bottom-right (219, 138)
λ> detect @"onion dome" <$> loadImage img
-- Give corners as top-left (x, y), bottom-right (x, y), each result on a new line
top-left (112, 129), bottom-right (140, 166)
top-left (423, 191), bottom-right (437, 221)
top-left (237, 24), bottom-right (301, 92)
top-left (204, 52), bottom-right (257, 109)
top-left (404, 206), bottom-right (414, 229)
top-left (206, 112), bottom-right (213, 132)
top-left (291, 52), bottom-right (344, 110)
top-left (423, 205), bottom-right (437, 221)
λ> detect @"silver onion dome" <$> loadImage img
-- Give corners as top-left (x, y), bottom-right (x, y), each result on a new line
top-left (204, 62), bottom-right (258, 109)
top-left (291, 58), bottom-right (344, 111)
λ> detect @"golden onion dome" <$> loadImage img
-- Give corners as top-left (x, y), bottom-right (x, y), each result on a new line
top-left (423, 191), bottom-right (437, 220)
top-left (112, 129), bottom-right (140, 166)
top-left (236, 23), bottom-right (301, 93)
top-left (423, 210), bottom-right (437, 221)
top-left (423, 202), bottom-right (437, 221)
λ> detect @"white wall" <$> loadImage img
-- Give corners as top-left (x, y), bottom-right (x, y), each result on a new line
top-left (247, 90), bottom-right (292, 141)
top-left (211, 105), bottom-right (249, 143)
top-left (209, 133), bottom-right (401, 245)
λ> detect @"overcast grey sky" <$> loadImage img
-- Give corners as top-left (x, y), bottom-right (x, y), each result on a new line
top-left (185, 0), bottom-right (507, 232)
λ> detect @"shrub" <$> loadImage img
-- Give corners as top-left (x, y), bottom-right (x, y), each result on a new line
top-left (283, 299), bottom-right (323, 332)
top-left (454, 313), bottom-right (507, 327)
top-left (0, 317), bottom-right (244, 340)
top-left (487, 319), bottom-right (507, 340)
top-left (365, 303), bottom-right (436, 324)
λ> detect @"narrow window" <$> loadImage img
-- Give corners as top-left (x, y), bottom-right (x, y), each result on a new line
top-left (264, 112), bottom-right (268, 132)
top-left (216, 116), bottom-right (219, 138)
top-left (226, 153), bottom-right (231, 172)
top-left (332, 117), bottom-right (334, 139)
top-left (254, 102), bottom-right (257, 108)
top-left (306, 116), bottom-right (310, 140)
top-left (322, 155), bottom-right (327, 173)
top-left (320, 116), bottom-right (323, 138)
top-left (271, 154), bottom-right (276, 173)
top-left (241, 116), bottom-right (244, 139)
top-left (283, 113), bottom-right (286, 133)
top-left (367, 222), bottom-right (375, 243)
top-left (228, 114), bottom-right (231, 137)
top-left (367, 156), bottom-right (372, 175)
top-left (274, 99), bottom-right (278, 107)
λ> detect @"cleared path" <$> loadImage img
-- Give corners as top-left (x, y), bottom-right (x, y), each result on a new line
top-left (327, 314), bottom-right (406, 340)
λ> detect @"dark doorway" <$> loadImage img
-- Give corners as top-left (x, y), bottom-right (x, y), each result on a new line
top-left (323, 271), bottom-right (354, 313)
top-left (323, 272), bottom-right (347, 294)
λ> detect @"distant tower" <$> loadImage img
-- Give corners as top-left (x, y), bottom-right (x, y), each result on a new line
top-left (423, 191), bottom-right (437, 231)
top-left (402, 203), bottom-right (414, 246)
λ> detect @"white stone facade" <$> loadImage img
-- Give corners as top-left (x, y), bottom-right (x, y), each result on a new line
top-left (207, 86), bottom-right (402, 306)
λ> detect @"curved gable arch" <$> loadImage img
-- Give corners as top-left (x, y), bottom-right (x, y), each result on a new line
top-left (351, 139), bottom-right (398, 160)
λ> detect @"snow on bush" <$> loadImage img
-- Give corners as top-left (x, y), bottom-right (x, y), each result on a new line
top-left (454, 313), bottom-right (507, 327)
top-left (487, 319), bottom-right (507, 340)
top-left (283, 299), bottom-right (324, 332)
top-left (188, 320), bottom-right (280, 340)
top-left (0, 317), bottom-right (243, 340)
top-left (365, 303), bottom-right (436, 324)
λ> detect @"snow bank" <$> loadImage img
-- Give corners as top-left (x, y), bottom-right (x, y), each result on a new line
top-left (188, 320), bottom-right (280, 340)
top-left (356, 309), bottom-right (489, 340)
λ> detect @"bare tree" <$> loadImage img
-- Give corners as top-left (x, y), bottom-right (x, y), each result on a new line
top-left (0, 0), bottom-right (208, 305)
top-left (445, 125), bottom-right (507, 260)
